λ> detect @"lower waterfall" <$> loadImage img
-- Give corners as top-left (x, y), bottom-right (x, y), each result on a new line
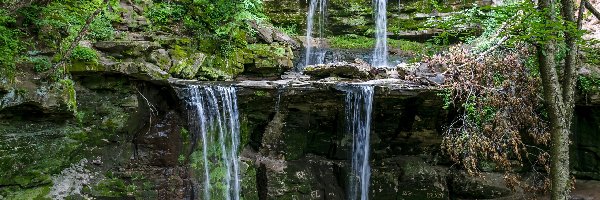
top-left (186, 85), bottom-right (241, 200)
top-left (344, 85), bottom-right (374, 200)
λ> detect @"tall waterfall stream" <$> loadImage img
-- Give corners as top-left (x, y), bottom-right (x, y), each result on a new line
top-left (344, 85), bottom-right (375, 200)
top-left (186, 85), bottom-right (242, 200)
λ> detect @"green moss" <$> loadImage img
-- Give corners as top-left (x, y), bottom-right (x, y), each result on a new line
top-left (0, 185), bottom-right (51, 200)
top-left (328, 34), bottom-right (443, 58)
top-left (0, 122), bottom-right (82, 189)
top-left (578, 75), bottom-right (600, 94)
top-left (240, 117), bottom-right (251, 148)
top-left (241, 163), bottom-right (258, 200)
top-left (284, 130), bottom-right (308, 160)
top-left (94, 176), bottom-right (136, 197)
top-left (253, 90), bottom-right (269, 97)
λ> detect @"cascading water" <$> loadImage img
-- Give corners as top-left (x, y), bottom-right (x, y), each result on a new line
top-left (372, 0), bottom-right (388, 68)
top-left (303, 0), bottom-right (327, 69)
top-left (344, 85), bottom-right (374, 200)
top-left (186, 85), bottom-right (241, 200)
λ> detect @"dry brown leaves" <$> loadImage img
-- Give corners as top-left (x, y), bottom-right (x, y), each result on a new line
top-left (428, 44), bottom-right (551, 192)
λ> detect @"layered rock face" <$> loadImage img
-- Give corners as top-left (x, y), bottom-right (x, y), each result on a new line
top-left (2, 0), bottom-right (600, 199)
top-left (263, 0), bottom-right (488, 40)
top-left (3, 72), bottom-right (600, 199)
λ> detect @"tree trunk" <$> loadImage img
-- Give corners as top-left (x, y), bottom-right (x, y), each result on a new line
top-left (538, 43), bottom-right (572, 200)
top-left (538, 0), bottom-right (572, 198)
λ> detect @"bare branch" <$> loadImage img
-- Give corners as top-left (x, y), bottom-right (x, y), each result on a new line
top-left (584, 0), bottom-right (600, 20)
top-left (578, 0), bottom-right (586, 30)
top-left (52, 0), bottom-right (110, 71)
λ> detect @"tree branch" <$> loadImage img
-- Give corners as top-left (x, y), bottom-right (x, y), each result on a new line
top-left (578, 0), bottom-right (586, 30)
top-left (560, 0), bottom-right (578, 123)
top-left (52, 0), bottom-right (109, 70)
top-left (584, 0), bottom-right (600, 20)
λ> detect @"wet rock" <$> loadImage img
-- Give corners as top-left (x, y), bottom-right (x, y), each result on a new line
top-left (304, 59), bottom-right (374, 80)
top-left (448, 171), bottom-right (514, 199)
top-left (169, 52), bottom-right (206, 79)
top-left (149, 49), bottom-right (173, 71)
top-left (264, 155), bottom-right (345, 200)
top-left (136, 111), bottom-right (183, 167)
top-left (94, 41), bottom-right (161, 58)
top-left (371, 157), bottom-right (449, 199)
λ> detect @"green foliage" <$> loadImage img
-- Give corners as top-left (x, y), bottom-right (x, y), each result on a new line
top-left (581, 39), bottom-right (600, 65)
top-left (88, 14), bottom-right (115, 41)
top-left (71, 46), bottom-right (98, 63)
top-left (428, 2), bottom-right (584, 47)
top-left (146, 2), bottom-right (185, 26)
top-left (276, 24), bottom-right (298, 36)
top-left (94, 174), bottom-right (138, 197)
top-left (437, 89), bottom-right (452, 109)
top-left (0, 9), bottom-right (24, 79)
top-left (28, 57), bottom-right (52, 72)
top-left (33, 0), bottom-right (115, 54)
top-left (578, 75), bottom-right (600, 94)
top-left (181, 0), bottom-right (265, 54)
top-left (58, 78), bottom-right (77, 113)
top-left (253, 90), bottom-right (269, 97)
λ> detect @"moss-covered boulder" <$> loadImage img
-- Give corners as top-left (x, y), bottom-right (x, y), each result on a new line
top-left (241, 44), bottom-right (295, 78)
top-left (304, 60), bottom-right (374, 80)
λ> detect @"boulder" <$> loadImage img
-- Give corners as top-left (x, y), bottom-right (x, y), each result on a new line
top-left (94, 40), bottom-right (161, 58)
top-left (248, 20), bottom-right (301, 49)
top-left (149, 49), bottom-right (173, 71)
top-left (304, 59), bottom-right (374, 80)
top-left (70, 61), bottom-right (170, 82)
top-left (242, 44), bottom-right (295, 78)
top-left (169, 52), bottom-right (206, 79)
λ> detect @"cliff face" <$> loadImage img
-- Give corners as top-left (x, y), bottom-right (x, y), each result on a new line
top-left (2, 0), bottom-right (600, 199)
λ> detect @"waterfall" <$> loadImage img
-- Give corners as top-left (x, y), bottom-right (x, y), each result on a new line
top-left (303, 0), bottom-right (327, 69)
top-left (344, 85), bottom-right (374, 200)
top-left (187, 85), bottom-right (241, 200)
top-left (373, 0), bottom-right (388, 68)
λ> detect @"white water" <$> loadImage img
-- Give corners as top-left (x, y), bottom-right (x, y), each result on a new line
top-left (344, 85), bottom-right (374, 200)
top-left (373, 0), bottom-right (388, 68)
top-left (303, 0), bottom-right (327, 69)
top-left (187, 85), bottom-right (241, 200)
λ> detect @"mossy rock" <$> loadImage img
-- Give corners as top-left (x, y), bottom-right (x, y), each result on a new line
top-left (94, 41), bottom-right (161, 58)
top-left (241, 44), bottom-right (294, 78)
top-left (70, 61), bottom-right (170, 81)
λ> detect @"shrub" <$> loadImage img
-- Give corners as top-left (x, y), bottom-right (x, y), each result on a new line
top-left (0, 9), bottom-right (23, 79)
top-left (71, 46), bottom-right (98, 63)
top-left (29, 57), bottom-right (52, 72)
top-left (146, 2), bottom-right (185, 26)
top-left (88, 14), bottom-right (115, 41)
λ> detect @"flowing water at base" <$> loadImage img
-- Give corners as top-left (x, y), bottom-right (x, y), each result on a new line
top-left (186, 85), bottom-right (241, 200)
top-left (344, 85), bottom-right (374, 200)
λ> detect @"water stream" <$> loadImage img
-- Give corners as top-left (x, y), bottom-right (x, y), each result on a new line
top-left (303, 0), bottom-right (327, 69)
top-left (373, 0), bottom-right (388, 68)
top-left (187, 85), bottom-right (241, 200)
top-left (344, 85), bottom-right (374, 200)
